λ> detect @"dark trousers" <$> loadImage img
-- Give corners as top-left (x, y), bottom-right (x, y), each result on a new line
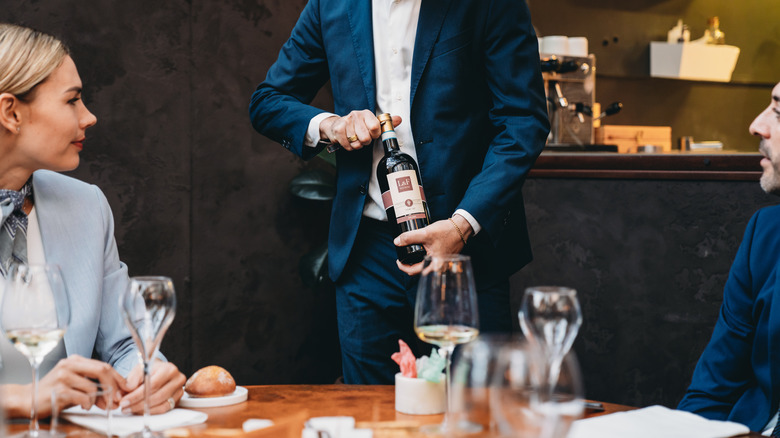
top-left (334, 218), bottom-right (512, 384)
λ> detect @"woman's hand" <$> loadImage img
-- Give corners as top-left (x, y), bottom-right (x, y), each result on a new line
top-left (120, 360), bottom-right (186, 415)
top-left (1, 355), bottom-right (125, 419)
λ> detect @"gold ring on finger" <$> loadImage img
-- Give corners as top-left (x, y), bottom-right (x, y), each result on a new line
top-left (347, 135), bottom-right (358, 143)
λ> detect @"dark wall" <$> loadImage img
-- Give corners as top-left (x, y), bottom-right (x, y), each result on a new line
top-left (514, 178), bottom-right (777, 407)
top-left (5, 0), bottom-right (778, 408)
top-left (5, 0), bottom-right (341, 384)
top-left (528, 0), bottom-right (780, 152)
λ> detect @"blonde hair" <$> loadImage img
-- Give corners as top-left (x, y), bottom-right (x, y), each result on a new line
top-left (0, 24), bottom-right (69, 100)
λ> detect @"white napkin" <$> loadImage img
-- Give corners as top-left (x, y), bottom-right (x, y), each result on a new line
top-left (62, 406), bottom-right (208, 437)
top-left (243, 419), bottom-right (274, 432)
top-left (568, 405), bottom-right (750, 438)
top-left (303, 416), bottom-right (372, 438)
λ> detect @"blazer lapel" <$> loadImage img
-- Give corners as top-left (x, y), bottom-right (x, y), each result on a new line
top-left (410, 0), bottom-right (452, 110)
top-left (347, 0), bottom-right (377, 111)
top-left (32, 176), bottom-right (78, 356)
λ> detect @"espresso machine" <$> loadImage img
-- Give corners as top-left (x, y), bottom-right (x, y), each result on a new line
top-left (541, 53), bottom-right (621, 151)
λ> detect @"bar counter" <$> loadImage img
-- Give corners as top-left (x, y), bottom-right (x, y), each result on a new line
top-left (529, 152), bottom-right (762, 181)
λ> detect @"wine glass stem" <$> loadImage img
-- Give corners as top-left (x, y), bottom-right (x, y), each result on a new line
top-left (442, 345), bottom-right (455, 428)
top-left (29, 361), bottom-right (40, 437)
top-left (143, 359), bottom-right (152, 434)
top-left (548, 356), bottom-right (563, 397)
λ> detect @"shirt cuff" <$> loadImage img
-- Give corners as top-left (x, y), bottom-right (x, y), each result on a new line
top-left (305, 112), bottom-right (338, 147)
top-left (454, 209), bottom-right (481, 236)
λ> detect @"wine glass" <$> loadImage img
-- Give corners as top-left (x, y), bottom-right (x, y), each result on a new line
top-left (519, 286), bottom-right (582, 395)
top-left (1, 264), bottom-right (70, 438)
top-left (491, 343), bottom-right (584, 438)
top-left (120, 276), bottom-right (176, 438)
top-left (451, 333), bottom-right (523, 434)
top-left (414, 254), bottom-right (479, 435)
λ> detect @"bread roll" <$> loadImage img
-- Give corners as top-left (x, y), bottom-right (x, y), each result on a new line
top-left (185, 366), bottom-right (236, 397)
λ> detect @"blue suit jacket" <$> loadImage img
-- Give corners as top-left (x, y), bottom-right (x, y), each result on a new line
top-left (33, 170), bottom-right (139, 376)
top-left (678, 205), bottom-right (780, 431)
top-left (250, 0), bottom-right (549, 282)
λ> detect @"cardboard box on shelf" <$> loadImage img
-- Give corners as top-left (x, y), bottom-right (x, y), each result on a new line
top-left (595, 125), bottom-right (672, 154)
top-left (650, 42), bottom-right (740, 83)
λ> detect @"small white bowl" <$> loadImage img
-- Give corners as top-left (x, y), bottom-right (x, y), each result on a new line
top-left (394, 373), bottom-right (445, 415)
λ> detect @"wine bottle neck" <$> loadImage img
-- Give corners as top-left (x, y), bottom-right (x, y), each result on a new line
top-left (381, 130), bottom-right (400, 153)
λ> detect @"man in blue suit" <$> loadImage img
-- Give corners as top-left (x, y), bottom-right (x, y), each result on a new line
top-left (249, 0), bottom-right (548, 384)
top-left (678, 82), bottom-right (780, 434)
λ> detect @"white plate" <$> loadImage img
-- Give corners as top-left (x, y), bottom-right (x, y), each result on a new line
top-left (179, 386), bottom-right (248, 408)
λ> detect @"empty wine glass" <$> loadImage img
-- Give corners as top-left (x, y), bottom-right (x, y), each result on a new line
top-left (1, 264), bottom-right (70, 438)
top-left (120, 277), bottom-right (176, 438)
top-left (451, 333), bottom-right (524, 434)
top-left (519, 286), bottom-right (582, 395)
top-left (414, 254), bottom-right (479, 435)
top-left (491, 344), bottom-right (584, 438)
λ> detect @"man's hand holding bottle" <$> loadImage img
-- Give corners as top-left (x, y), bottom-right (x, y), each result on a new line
top-left (394, 214), bottom-right (474, 276)
top-left (319, 110), bottom-right (402, 151)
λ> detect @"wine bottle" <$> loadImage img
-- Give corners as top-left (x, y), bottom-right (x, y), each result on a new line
top-left (706, 16), bottom-right (725, 45)
top-left (376, 113), bottom-right (431, 265)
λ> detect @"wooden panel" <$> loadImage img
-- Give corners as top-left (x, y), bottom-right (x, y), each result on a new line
top-left (529, 152), bottom-right (762, 180)
top-left (595, 125), bottom-right (672, 153)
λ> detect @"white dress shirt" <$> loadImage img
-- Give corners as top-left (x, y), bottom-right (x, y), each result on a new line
top-left (306, 0), bottom-right (480, 233)
top-left (0, 207), bottom-right (67, 384)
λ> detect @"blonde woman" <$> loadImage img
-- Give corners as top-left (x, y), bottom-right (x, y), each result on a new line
top-left (0, 24), bottom-right (185, 418)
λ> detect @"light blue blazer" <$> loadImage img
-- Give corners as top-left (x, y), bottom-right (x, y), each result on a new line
top-left (31, 170), bottom-right (139, 376)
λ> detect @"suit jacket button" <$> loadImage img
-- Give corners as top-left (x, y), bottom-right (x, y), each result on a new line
top-left (359, 184), bottom-right (366, 195)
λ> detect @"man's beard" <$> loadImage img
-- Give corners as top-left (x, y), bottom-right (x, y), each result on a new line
top-left (759, 140), bottom-right (780, 195)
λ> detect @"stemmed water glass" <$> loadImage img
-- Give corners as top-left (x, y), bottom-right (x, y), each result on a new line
top-left (451, 334), bottom-right (520, 434)
top-left (1, 264), bottom-right (70, 438)
top-left (120, 276), bottom-right (176, 438)
top-left (519, 286), bottom-right (582, 396)
top-left (491, 342), bottom-right (584, 438)
top-left (414, 254), bottom-right (479, 435)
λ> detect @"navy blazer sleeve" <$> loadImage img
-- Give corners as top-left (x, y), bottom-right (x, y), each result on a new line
top-left (678, 211), bottom-right (757, 415)
top-left (454, 0), bottom-right (548, 244)
top-left (249, 0), bottom-right (330, 161)
top-left (678, 207), bottom-right (780, 431)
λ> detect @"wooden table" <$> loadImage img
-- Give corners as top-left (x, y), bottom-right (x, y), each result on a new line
top-left (5, 385), bottom-right (763, 437)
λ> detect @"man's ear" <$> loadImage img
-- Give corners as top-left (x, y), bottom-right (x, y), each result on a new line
top-left (0, 93), bottom-right (21, 134)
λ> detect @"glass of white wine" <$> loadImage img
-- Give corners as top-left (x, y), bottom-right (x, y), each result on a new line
top-left (414, 254), bottom-right (479, 434)
top-left (1, 264), bottom-right (70, 438)
top-left (121, 277), bottom-right (176, 438)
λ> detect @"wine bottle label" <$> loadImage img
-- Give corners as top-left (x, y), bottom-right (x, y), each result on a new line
top-left (381, 170), bottom-right (427, 223)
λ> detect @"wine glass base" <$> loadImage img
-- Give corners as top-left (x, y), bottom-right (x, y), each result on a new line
top-left (454, 420), bottom-right (484, 434)
top-left (418, 423), bottom-right (447, 435)
top-left (125, 431), bottom-right (166, 438)
top-left (8, 431), bottom-right (66, 438)
top-left (418, 421), bottom-right (483, 434)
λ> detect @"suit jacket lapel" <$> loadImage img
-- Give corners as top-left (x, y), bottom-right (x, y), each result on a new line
top-left (347, 0), bottom-right (377, 111)
top-left (410, 0), bottom-right (451, 110)
top-left (32, 176), bottom-right (78, 356)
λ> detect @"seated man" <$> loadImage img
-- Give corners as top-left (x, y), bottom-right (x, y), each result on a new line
top-left (678, 81), bottom-right (780, 434)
